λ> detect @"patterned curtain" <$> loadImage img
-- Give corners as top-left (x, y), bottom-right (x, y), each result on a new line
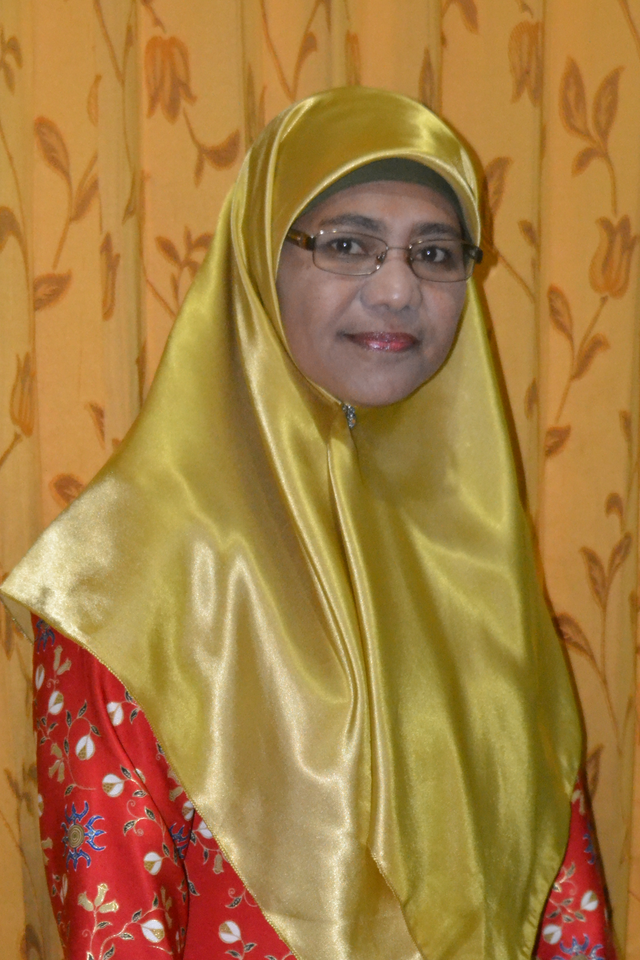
top-left (1, 1), bottom-right (638, 956)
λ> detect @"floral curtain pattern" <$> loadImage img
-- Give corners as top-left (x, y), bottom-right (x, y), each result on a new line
top-left (0, 1), bottom-right (638, 957)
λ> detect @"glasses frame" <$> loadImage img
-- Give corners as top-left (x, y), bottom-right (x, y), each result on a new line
top-left (285, 227), bottom-right (483, 283)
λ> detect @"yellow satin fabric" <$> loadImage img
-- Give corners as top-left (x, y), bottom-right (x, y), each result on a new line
top-left (3, 88), bottom-right (581, 960)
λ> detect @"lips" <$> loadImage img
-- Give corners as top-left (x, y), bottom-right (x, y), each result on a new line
top-left (345, 331), bottom-right (419, 352)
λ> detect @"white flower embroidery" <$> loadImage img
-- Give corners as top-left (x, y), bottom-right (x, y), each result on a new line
top-left (47, 691), bottom-right (64, 715)
top-left (143, 851), bottom-right (163, 875)
top-left (106, 701), bottom-right (124, 726)
top-left (102, 774), bottom-right (125, 797)
top-left (219, 920), bottom-right (242, 944)
top-left (195, 819), bottom-right (213, 839)
top-left (140, 918), bottom-right (165, 942)
top-left (581, 890), bottom-right (599, 912)
top-left (75, 734), bottom-right (95, 760)
top-left (542, 924), bottom-right (563, 944)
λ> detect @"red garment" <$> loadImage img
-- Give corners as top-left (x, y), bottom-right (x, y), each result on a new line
top-left (33, 619), bottom-right (614, 960)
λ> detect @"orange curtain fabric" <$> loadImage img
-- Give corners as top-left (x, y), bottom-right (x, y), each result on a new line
top-left (0, 1), bottom-right (638, 957)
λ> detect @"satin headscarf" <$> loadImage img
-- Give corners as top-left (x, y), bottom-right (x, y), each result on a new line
top-left (3, 88), bottom-right (581, 960)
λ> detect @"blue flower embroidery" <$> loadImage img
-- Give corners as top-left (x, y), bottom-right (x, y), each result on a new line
top-left (35, 620), bottom-right (56, 652)
top-left (62, 801), bottom-right (106, 870)
top-left (583, 822), bottom-right (596, 865)
top-left (169, 823), bottom-right (190, 859)
top-left (555, 934), bottom-right (605, 960)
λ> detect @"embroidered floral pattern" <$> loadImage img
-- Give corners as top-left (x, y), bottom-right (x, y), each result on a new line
top-left (536, 781), bottom-right (615, 959)
top-left (34, 621), bottom-right (291, 958)
top-left (556, 934), bottom-right (606, 960)
top-left (62, 801), bottom-right (106, 869)
top-left (33, 621), bottom-right (614, 959)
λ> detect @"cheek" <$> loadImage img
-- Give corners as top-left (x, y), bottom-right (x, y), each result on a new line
top-left (277, 261), bottom-right (347, 351)
top-left (427, 287), bottom-right (466, 352)
top-left (276, 260), bottom-right (331, 381)
top-left (276, 254), bottom-right (310, 345)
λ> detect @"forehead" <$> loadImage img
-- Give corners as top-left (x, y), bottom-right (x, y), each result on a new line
top-left (296, 179), bottom-right (463, 235)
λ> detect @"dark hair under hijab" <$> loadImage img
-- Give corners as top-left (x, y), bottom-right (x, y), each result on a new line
top-left (303, 157), bottom-right (469, 239)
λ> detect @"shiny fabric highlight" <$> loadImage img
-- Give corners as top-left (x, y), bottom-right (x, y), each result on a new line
top-left (2, 87), bottom-right (582, 960)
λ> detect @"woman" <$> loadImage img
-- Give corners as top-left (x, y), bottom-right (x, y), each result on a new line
top-left (2, 87), bottom-right (613, 960)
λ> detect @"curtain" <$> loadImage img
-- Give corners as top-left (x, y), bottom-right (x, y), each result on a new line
top-left (1, 1), bottom-right (638, 956)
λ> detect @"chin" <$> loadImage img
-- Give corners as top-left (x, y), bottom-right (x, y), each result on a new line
top-left (343, 367), bottom-right (440, 408)
top-left (338, 353), bottom-right (448, 408)
top-left (342, 381), bottom-right (420, 408)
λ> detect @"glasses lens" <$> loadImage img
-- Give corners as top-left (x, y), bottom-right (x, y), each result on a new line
top-left (313, 231), bottom-right (385, 275)
top-left (410, 239), bottom-right (471, 281)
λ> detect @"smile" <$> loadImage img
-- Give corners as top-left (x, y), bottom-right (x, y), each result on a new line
top-left (344, 332), bottom-right (419, 352)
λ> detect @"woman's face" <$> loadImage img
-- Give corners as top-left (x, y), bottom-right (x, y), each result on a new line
top-left (276, 180), bottom-right (468, 407)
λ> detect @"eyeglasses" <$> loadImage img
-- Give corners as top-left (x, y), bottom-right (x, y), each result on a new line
top-left (285, 228), bottom-right (483, 282)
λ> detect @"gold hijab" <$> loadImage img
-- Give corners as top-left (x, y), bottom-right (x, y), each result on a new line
top-left (3, 88), bottom-right (581, 960)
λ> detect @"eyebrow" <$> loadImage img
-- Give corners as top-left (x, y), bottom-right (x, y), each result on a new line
top-left (316, 213), bottom-right (462, 238)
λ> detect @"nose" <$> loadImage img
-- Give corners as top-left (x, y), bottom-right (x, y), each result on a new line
top-left (360, 249), bottom-right (422, 313)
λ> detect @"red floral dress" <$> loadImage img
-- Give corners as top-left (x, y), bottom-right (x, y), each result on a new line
top-left (33, 619), bottom-right (615, 960)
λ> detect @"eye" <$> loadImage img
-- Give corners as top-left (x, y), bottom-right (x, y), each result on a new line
top-left (332, 237), bottom-right (364, 255)
top-left (318, 233), bottom-right (379, 258)
top-left (412, 242), bottom-right (452, 264)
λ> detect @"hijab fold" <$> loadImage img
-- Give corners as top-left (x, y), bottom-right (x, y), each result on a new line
top-left (2, 87), bottom-right (581, 960)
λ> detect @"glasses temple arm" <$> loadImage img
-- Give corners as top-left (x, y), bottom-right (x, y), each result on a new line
top-left (285, 228), bottom-right (316, 251)
top-left (466, 243), bottom-right (483, 264)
